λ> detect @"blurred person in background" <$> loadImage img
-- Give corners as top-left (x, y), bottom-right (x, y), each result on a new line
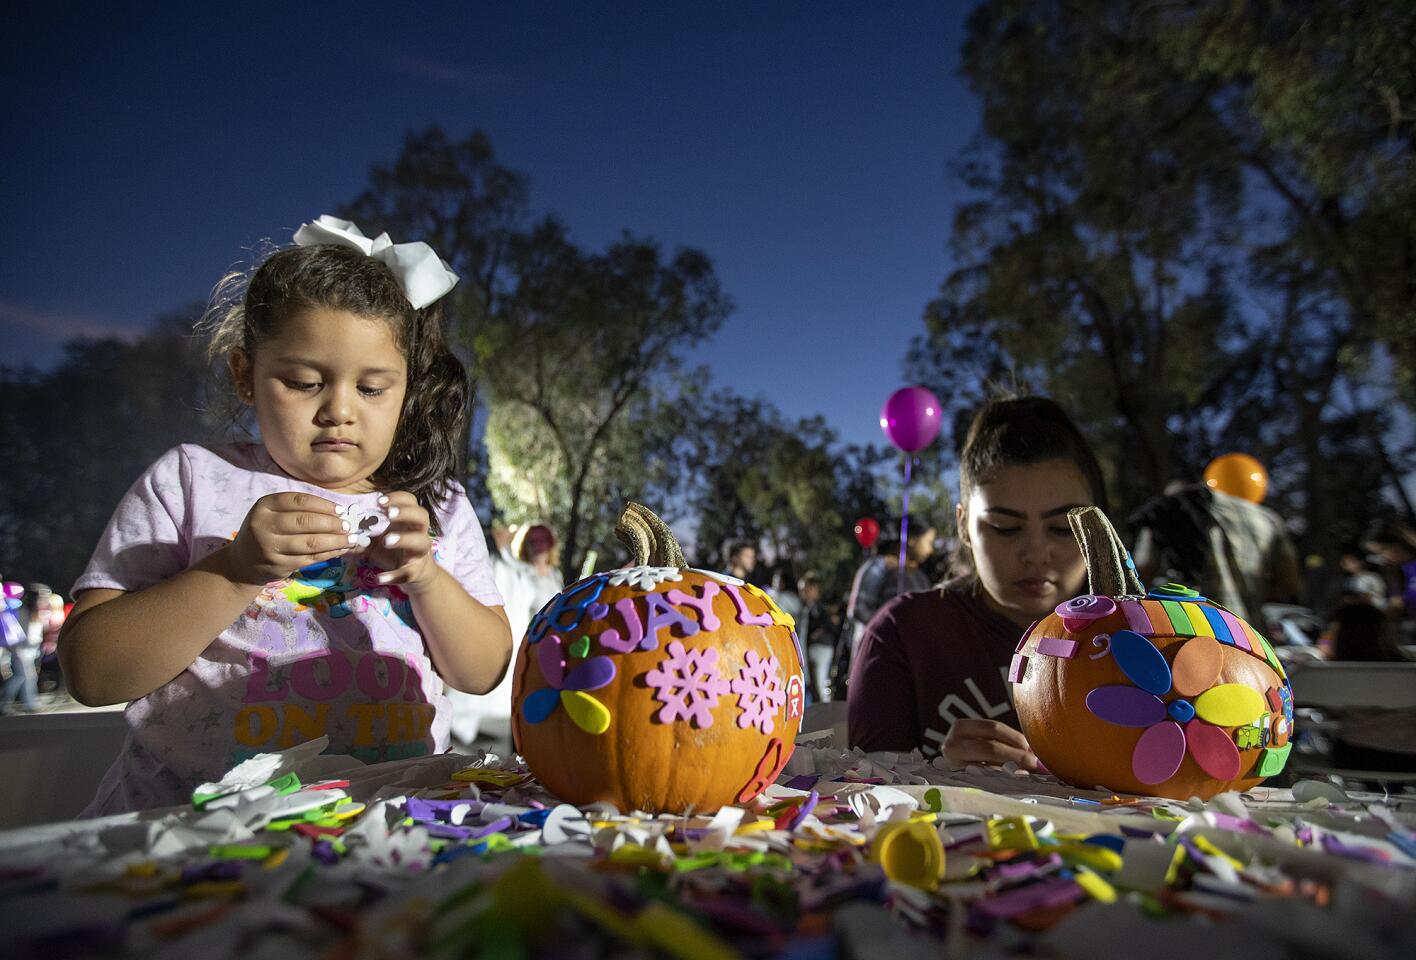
top-left (832, 521), bottom-right (938, 699)
top-left (794, 571), bottom-right (837, 702)
top-left (1130, 482), bottom-right (1301, 625)
top-left (519, 524), bottom-right (565, 615)
top-left (448, 517), bottom-right (537, 746)
top-left (1319, 602), bottom-right (1404, 662)
top-left (1338, 549), bottom-right (1388, 609)
top-left (1, 583), bottom-right (44, 714)
top-left (1364, 521), bottom-right (1416, 628)
top-left (725, 541), bottom-right (758, 584)
top-left (769, 564), bottom-right (804, 623)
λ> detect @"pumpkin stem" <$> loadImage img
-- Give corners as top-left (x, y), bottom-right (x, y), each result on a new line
top-left (1067, 506), bottom-right (1145, 599)
top-left (615, 502), bottom-right (687, 568)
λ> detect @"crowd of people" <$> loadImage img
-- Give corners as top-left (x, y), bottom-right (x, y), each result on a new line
top-left (0, 580), bottom-right (68, 715)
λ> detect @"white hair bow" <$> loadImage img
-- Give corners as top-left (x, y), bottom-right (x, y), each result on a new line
top-left (292, 215), bottom-right (459, 310)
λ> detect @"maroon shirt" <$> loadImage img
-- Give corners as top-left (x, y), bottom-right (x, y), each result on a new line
top-left (847, 578), bottom-right (1026, 757)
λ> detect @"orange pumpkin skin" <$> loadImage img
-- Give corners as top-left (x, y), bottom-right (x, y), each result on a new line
top-left (1011, 591), bottom-right (1295, 801)
top-left (511, 567), bottom-right (805, 813)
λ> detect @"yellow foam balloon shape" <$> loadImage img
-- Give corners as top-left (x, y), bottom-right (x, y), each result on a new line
top-left (1193, 684), bottom-right (1267, 726)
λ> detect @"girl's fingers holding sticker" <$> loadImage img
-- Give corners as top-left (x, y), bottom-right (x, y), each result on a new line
top-left (272, 511), bottom-right (348, 536)
top-left (377, 491), bottom-right (424, 525)
top-left (276, 533), bottom-right (361, 559)
top-left (266, 492), bottom-right (340, 516)
top-left (367, 530), bottom-right (431, 571)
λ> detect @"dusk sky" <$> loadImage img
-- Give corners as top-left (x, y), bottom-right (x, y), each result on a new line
top-left (3, 2), bottom-right (977, 449)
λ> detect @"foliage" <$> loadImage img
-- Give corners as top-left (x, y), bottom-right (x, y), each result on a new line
top-left (477, 219), bottom-right (732, 580)
top-left (338, 127), bottom-right (532, 507)
top-left (912, 0), bottom-right (1415, 566)
top-left (483, 373), bottom-right (701, 574)
top-left (688, 394), bottom-right (897, 596)
top-left (0, 311), bottom-right (217, 590)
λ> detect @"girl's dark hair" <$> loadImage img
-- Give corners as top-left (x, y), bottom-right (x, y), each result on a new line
top-left (203, 244), bottom-right (469, 534)
top-left (1329, 602), bottom-right (1402, 662)
top-left (955, 395), bottom-right (1107, 571)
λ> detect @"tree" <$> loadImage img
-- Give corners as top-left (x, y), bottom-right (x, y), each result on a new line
top-left (483, 372), bottom-right (701, 576)
top-left (341, 127), bottom-right (529, 326)
top-left (0, 310), bottom-right (216, 591)
top-left (339, 127), bottom-right (531, 505)
top-left (477, 220), bottom-right (732, 581)
top-left (915, 0), bottom-right (1414, 570)
top-left (1168, 1), bottom-right (1416, 401)
top-left (688, 394), bottom-right (899, 597)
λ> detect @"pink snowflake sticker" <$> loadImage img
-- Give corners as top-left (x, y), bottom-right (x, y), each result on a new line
top-left (732, 649), bottom-right (785, 734)
top-left (645, 641), bottom-right (731, 729)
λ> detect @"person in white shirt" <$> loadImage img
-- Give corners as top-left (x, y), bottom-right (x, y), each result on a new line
top-left (518, 524), bottom-right (565, 619)
top-left (446, 518), bottom-right (537, 745)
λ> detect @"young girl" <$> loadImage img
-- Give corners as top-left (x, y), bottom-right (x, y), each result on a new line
top-left (847, 396), bottom-right (1105, 769)
top-left (60, 216), bottom-right (512, 814)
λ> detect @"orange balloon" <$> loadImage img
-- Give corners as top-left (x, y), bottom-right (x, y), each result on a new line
top-left (1204, 453), bottom-right (1268, 504)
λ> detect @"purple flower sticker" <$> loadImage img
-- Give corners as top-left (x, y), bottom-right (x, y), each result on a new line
top-left (521, 633), bottom-right (617, 735)
top-left (1087, 632), bottom-right (1264, 784)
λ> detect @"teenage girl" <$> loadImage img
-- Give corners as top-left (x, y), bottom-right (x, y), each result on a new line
top-left (848, 396), bottom-right (1106, 769)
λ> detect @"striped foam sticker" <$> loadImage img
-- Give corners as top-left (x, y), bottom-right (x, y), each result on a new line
top-left (1119, 599), bottom-right (1153, 634)
top-left (1181, 602), bottom-right (1215, 639)
top-left (1200, 605), bottom-right (1234, 644)
top-left (1160, 600), bottom-right (1196, 637)
top-left (1217, 609), bottom-right (1252, 652)
top-left (1140, 600), bottom-right (1174, 633)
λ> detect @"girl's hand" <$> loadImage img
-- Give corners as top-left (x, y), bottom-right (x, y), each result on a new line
top-left (365, 492), bottom-right (439, 594)
top-left (941, 718), bottom-right (1039, 771)
top-left (228, 492), bottom-right (354, 587)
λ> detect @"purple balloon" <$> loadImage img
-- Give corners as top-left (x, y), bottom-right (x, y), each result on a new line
top-left (879, 387), bottom-right (943, 452)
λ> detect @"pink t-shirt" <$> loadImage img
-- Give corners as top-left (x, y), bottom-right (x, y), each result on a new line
top-left (74, 443), bottom-right (503, 814)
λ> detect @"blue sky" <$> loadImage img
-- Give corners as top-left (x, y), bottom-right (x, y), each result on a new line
top-left (1, 2), bottom-right (978, 449)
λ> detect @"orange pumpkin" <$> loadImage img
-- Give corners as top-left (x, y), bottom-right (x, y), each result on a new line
top-left (511, 504), bottom-right (806, 813)
top-left (1010, 507), bottom-right (1295, 801)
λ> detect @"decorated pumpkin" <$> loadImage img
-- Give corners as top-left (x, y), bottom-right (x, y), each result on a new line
top-left (1010, 507), bottom-right (1295, 801)
top-left (511, 504), bottom-right (806, 813)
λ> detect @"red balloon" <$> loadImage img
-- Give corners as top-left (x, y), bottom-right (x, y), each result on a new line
top-left (854, 517), bottom-right (881, 549)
